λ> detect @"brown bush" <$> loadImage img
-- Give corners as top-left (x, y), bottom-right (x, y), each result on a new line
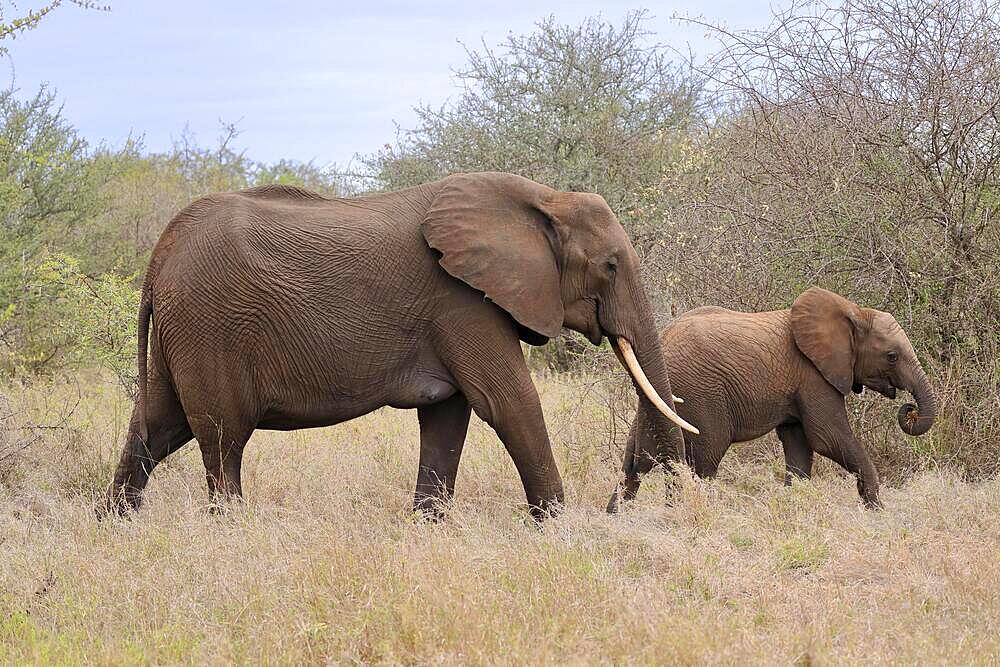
top-left (637, 0), bottom-right (1000, 480)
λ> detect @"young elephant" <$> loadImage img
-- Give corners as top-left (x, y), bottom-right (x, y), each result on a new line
top-left (609, 287), bottom-right (936, 509)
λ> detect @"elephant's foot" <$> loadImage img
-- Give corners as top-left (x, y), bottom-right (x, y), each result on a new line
top-left (206, 492), bottom-right (245, 516)
top-left (784, 471), bottom-right (812, 487)
top-left (412, 493), bottom-right (451, 522)
top-left (606, 489), bottom-right (623, 514)
top-left (606, 476), bottom-right (641, 513)
top-left (862, 495), bottom-right (884, 510)
top-left (526, 495), bottom-right (564, 523)
top-left (857, 478), bottom-right (883, 510)
top-left (96, 484), bottom-right (143, 520)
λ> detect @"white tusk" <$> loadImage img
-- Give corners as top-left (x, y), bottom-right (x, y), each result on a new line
top-left (614, 338), bottom-right (700, 435)
top-left (672, 395), bottom-right (684, 404)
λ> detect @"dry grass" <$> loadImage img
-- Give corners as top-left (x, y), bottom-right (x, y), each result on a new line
top-left (2, 376), bottom-right (998, 665)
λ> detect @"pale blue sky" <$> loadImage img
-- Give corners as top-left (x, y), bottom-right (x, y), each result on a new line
top-left (5, 1), bottom-right (776, 170)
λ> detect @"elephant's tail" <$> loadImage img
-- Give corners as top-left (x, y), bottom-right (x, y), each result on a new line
top-left (136, 284), bottom-right (153, 444)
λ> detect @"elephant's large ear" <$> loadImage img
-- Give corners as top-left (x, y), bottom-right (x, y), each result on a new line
top-left (421, 172), bottom-right (564, 339)
top-left (790, 287), bottom-right (862, 395)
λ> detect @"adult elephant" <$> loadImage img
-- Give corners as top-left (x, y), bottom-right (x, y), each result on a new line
top-left (608, 287), bottom-right (936, 510)
top-left (102, 172), bottom-right (697, 519)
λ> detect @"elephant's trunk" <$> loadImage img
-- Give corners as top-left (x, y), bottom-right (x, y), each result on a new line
top-left (605, 266), bottom-right (691, 513)
top-left (612, 321), bottom-right (688, 475)
top-left (898, 361), bottom-right (936, 436)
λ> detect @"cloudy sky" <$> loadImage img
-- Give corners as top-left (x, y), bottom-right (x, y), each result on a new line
top-left (5, 1), bottom-right (775, 169)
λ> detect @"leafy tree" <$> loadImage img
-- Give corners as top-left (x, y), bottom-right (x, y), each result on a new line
top-left (0, 86), bottom-right (126, 374)
top-left (366, 11), bottom-right (700, 253)
top-left (23, 254), bottom-right (139, 392)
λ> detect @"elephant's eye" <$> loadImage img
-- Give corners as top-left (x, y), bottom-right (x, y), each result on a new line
top-left (887, 351), bottom-right (899, 364)
top-left (605, 259), bottom-right (618, 275)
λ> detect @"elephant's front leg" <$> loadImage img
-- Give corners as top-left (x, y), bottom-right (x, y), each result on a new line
top-left (800, 400), bottom-right (881, 509)
top-left (414, 393), bottom-right (471, 517)
top-left (486, 384), bottom-right (565, 519)
top-left (435, 323), bottom-right (565, 519)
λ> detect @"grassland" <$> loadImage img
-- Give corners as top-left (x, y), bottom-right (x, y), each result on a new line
top-left (1, 375), bottom-right (998, 665)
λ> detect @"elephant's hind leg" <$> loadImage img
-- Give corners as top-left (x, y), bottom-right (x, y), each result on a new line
top-left (188, 411), bottom-right (255, 510)
top-left (777, 423), bottom-right (813, 484)
top-left (102, 378), bottom-right (193, 517)
top-left (414, 392), bottom-right (472, 517)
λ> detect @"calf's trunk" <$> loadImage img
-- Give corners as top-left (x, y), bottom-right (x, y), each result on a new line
top-left (898, 361), bottom-right (936, 437)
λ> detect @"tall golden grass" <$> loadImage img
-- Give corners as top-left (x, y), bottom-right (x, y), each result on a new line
top-left (2, 375), bottom-right (998, 664)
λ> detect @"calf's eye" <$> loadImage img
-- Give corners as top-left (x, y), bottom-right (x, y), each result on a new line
top-left (887, 351), bottom-right (899, 364)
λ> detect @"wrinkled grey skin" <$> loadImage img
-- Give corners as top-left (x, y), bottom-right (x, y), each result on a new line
top-left (608, 287), bottom-right (936, 510)
top-left (100, 172), bottom-right (685, 520)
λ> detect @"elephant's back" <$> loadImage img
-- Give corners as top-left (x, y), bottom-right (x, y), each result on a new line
top-left (148, 182), bottom-right (439, 275)
top-left (146, 185), bottom-right (442, 301)
top-left (658, 306), bottom-right (800, 423)
top-left (661, 306), bottom-right (791, 343)
top-left (144, 184), bottom-right (447, 391)
top-left (661, 307), bottom-right (795, 367)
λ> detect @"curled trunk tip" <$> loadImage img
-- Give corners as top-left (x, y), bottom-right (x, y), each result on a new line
top-left (898, 363), bottom-right (936, 437)
top-left (898, 403), bottom-right (933, 436)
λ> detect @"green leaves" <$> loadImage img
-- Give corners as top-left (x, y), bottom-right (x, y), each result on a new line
top-left (0, 85), bottom-right (132, 380)
top-left (365, 11), bottom-right (700, 221)
top-left (0, 2), bottom-right (59, 44)
top-left (3, 253), bottom-right (139, 393)
top-left (0, 1), bottom-right (110, 48)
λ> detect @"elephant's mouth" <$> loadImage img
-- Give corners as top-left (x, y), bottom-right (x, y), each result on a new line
top-left (861, 378), bottom-right (896, 399)
top-left (586, 299), bottom-right (606, 346)
top-left (872, 381), bottom-right (897, 399)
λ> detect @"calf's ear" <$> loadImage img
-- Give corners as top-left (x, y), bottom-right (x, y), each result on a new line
top-left (791, 287), bottom-right (863, 395)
